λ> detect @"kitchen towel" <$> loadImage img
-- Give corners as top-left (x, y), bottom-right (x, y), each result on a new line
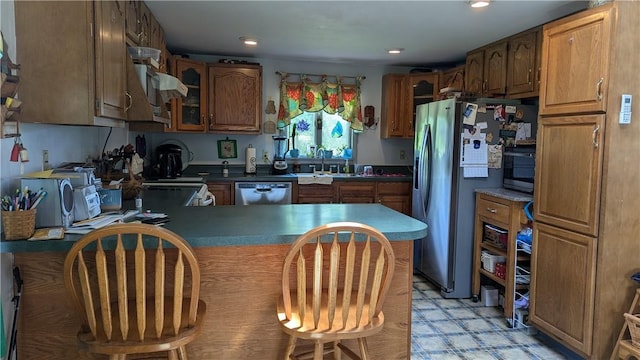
top-left (245, 145), bottom-right (257, 174)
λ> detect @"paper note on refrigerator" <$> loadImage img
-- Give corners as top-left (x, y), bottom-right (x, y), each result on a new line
top-left (460, 133), bottom-right (489, 177)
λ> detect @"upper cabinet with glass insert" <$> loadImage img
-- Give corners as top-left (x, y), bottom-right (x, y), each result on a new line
top-left (174, 58), bottom-right (207, 132)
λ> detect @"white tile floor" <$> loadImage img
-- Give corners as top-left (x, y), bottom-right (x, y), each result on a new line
top-left (411, 276), bottom-right (580, 360)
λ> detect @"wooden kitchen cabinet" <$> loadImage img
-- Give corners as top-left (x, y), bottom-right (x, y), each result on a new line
top-left (381, 74), bottom-right (407, 138)
top-left (335, 182), bottom-right (376, 204)
top-left (538, 7), bottom-right (612, 115)
top-left (466, 26), bottom-right (541, 99)
top-left (465, 50), bottom-right (484, 97)
top-left (471, 192), bottom-right (530, 322)
top-left (207, 63), bottom-right (262, 134)
top-left (376, 182), bottom-right (411, 215)
top-left (408, 73), bottom-right (438, 137)
top-left (530, 3), bottom-right (640, 359)
top-left (15, 0), bottom-right (128, 126)
top-left (438, 65), bottom-right (465, 94)
top-left (174, 58), bottom-right (208, 132)
top-left (207, 182), bottom-right (233, 205)
top-left (381, 73), bottom-right (438, 138)
top-left (125, 0), bottom-right (142, 45)
top-left (534, 114), bottom-right (604, 237)
top-left (531, 222), bottom-right (596, 354)
top-left (482, 41), bottom-right (508, 97)
top-left (506, 27), bottom-right (541, 98)
top-left (296, 184), bottom-right (334, 204)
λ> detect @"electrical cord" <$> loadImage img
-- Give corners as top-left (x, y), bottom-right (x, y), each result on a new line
top-left (101, 127), bottom-right (113, 159)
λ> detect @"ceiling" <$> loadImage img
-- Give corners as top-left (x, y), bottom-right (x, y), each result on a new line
top-left (146, 1), bottom-right (589, 68)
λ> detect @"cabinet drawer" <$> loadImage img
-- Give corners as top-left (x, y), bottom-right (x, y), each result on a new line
top-left (476, 197), bottom-right (510, 224)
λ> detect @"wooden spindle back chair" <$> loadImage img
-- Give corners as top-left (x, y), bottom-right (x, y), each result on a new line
top-left (277, 222), bottom-right (396, 360)
top-left (63, 223), bottom-right (206, 360)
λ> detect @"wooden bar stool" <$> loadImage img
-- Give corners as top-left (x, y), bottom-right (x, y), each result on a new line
top-left (612, 288), bottom-right (640, 360)
top-left (277, 222), bottom-right (395, 360)
top-left (63, 223), bottom-right (206, 360)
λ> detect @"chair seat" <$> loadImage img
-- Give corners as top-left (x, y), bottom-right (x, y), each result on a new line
top-left (78, 299), bottom-right (206, 355)
top-left (277, 289), bottom-right (385, 342)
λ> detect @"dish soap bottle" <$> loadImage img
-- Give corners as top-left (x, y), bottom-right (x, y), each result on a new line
top-left (343, 159), bottom-right (350, 174)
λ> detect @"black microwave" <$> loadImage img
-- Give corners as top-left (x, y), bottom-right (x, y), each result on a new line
top-left (503, 145), bottom-right (536, 193)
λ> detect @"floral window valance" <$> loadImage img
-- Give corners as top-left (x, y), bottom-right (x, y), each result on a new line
top-left (277, 73), bottom-right (364, 132)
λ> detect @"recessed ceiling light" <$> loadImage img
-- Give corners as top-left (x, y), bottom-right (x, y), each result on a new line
top-left (239, 37), bottom-right (258, 46)
top-left (387, 48), bottom-right (404, 54)
top-left (470, 1), bottom-right (490, 8)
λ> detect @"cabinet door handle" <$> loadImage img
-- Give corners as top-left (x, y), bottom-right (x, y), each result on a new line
top-left (527, 68), bottom-right (532, 85)
top-left (596, 77), bottom-right (604, 101)
top-left (486, 207), bottom-right (497, 213)
top-left (124, 91), bottom-right (132, 112)
top-left (592, 125), bottom-right (600, 148)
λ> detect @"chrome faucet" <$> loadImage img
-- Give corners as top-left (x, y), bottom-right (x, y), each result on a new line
top-left (316, 149), bottom-right (325, 173)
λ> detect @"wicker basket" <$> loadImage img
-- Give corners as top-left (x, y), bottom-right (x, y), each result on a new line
top-left (2, 209), bottom-right (36, 240)
top-left (624, 313), bottom-right (640, 348)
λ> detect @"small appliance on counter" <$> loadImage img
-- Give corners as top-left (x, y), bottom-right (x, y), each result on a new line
top-left (54, 163), bottom-right (96, 187)
top-left (156, 144), bottom-right (182, 179)
top-left (21, 177), bottom-right (74, 228)
top-left (73, 185), bottom-right (101, 221)
top-left (272, 135), bottom-right (289, 175)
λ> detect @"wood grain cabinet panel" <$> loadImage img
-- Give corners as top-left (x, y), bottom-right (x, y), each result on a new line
top-left (335, 182), bottom-right (376, 204)
top-left (174, 58), bottom-right (208, 132)
top-left (465, 50), bottom-right (484, 97)
top-left (533, 114), bottom-right (604, 237)
top-left (530, 4), bottom-right (640, 359)
top-left (483, 41), bottom-right (508, 97)
top-left (208, 64), bottom-right (262, 134)
top-left (296, 184), bottom-right (335, 204)
top-left (539, 8), bottom-right (613, 115)
top-left (530, 222), bottom-right (596, 355)
top-left (15, 0), bottom-right (128, 126)
top-left (507, 28), bottom-right (541, 98)
top-left (376, 182), bottom-right (411, 215)
top-left (381, 74), bottom-right (408, 138)
top-left (381, 73), bottom-right (438, 139)
top-left (207, 182), bottom-right (233, 205)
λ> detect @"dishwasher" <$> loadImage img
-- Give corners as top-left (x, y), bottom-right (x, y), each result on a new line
top-left (234, 182), bottom-right (292, 205)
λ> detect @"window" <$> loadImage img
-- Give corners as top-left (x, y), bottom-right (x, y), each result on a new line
top-left (291, 111), bottom-right (353, 159)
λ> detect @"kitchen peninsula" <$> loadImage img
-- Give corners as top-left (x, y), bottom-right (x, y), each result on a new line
top-left (1, 196), bottom-right (426, 359)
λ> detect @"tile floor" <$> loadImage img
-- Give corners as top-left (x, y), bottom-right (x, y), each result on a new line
top-left (410, 276), bottom-right (579, 360)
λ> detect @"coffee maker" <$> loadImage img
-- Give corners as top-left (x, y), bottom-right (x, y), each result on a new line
top-left (156, 144), bottom-right (182, 178)
top-left (272, 135), bottom-right (289, 175)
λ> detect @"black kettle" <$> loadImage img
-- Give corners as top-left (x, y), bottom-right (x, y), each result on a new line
top-left (157, 144), bottom-right (182, 178)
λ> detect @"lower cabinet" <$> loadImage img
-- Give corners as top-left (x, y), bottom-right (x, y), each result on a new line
top-left (207, 182), bottom-right (233, 205)
top-left (530, 222), bottom-right (596, 355)
top-left (296, 184), bottom-right (335, 204)
top-left (376, 182), bottom-right (411, 215)
top-left (295, 181), bottom-right (411, 215)
top-left (335, 182), bottom-right (376, 204)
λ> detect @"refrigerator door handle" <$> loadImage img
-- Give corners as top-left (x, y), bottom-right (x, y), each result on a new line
top-left (424, 125), bottom-right (433, 215)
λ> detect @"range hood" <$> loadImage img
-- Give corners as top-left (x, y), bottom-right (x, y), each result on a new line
top-left (126, 57), bottom-right (187, 125)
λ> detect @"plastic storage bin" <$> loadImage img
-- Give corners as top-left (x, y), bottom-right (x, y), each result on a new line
top-left (481, 251), bottom-right (506, 273)
top-left (128, 46), bottom-right (161, 62)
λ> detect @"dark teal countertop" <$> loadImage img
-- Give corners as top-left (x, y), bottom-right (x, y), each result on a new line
top-left (1, 188), bottom-right (427, 253)
top-left (184, 164), bottom-right (412, 183)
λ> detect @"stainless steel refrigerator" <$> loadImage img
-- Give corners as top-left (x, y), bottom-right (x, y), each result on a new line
top-left (412, 98), bottom-right (537, 298)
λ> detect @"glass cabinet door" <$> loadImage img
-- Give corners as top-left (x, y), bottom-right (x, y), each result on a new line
top-left (175, 59), bottom-right (207, 132)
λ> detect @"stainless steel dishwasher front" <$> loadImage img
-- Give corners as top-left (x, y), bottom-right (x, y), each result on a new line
top-left (234, 182), bottom-right (292, 205)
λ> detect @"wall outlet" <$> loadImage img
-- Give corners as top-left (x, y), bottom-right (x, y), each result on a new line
top-left (400, 150), bottom-right (406, 160)
top-left (262, 150), bottom-right (270, 163)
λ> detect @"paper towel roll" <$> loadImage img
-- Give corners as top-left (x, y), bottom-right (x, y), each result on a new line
top-left (245, 145), bottom-right (257, 174)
